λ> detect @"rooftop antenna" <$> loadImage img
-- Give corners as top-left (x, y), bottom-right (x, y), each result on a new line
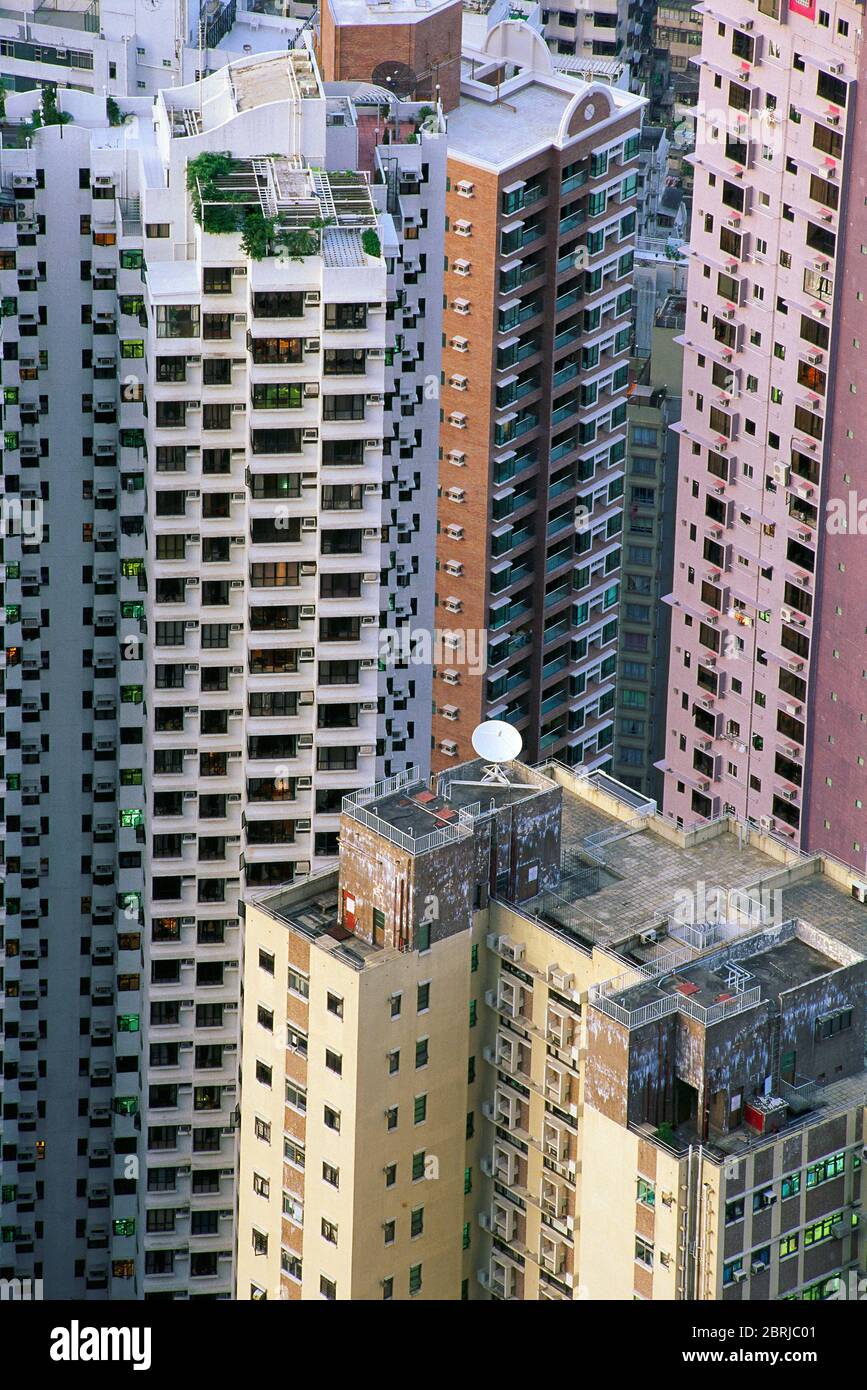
top-left (472, 720), bottom-right (522, 785)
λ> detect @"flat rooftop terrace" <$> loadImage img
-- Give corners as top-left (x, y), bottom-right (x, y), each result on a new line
top-left (447, 78), bottom-right (574, 165)
top-left (607, 925), bottom-right (852, 1018)
top-left (248, 873), bottom-right (392, 971)
top-left (342, 758), bottom-right (555, 853)
top-left (519, 764), bottom-right (867, 963)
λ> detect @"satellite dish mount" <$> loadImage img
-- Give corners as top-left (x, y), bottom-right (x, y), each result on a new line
top-left (472, 720), bottom-right (523, 785)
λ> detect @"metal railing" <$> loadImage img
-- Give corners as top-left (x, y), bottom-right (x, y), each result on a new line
top-left (342, 768), bottom-right (485, 856)
top-left (591, 980), bottom-right (762, 1031)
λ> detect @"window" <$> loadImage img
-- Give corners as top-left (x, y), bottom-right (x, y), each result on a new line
top-left (324, 1105), bottom-right (341, 1132)
top-left (320, 1276), bottom-right (337, 1301)
top-left (804, 1212), bottom-right (844, 1246)
top-left (288, 968), bottom-right (309, 998)
top-left (388, 1050), bottom-right (400, 1075)
top-left (780, 1232), bottom-right (799, 1259)
top-left (781, 1172), bottom-right (801, 1200)
top-left (415, 1038), bottom-right (429, 1069)
top-left (258, 948), bottom-right (274, 976)
top-left (285, 1082), bottom-right (306, 1114)
top-left (252, 1173), bottom-right (270, 1198)
top-left (322, 1162), bottom-right (339, 1188)
top-left (255, 1061), bottom-right (272, 1088)
top-left (385, 1164), bottom-right (397, 1188)
top-left (284, 1138), bottom-right (305, 1170)
top-left (417, 982), bottom-right (430, 1011)
top-left (325, 1048), bottom-right (343, 1076)
top-left (636, 1177), bottom-right (655, 1207)
top-left (634, 1236), bottom-right (654, 1268)
top-left (409, 1264), bottom-right (422, 1295)
top-left (815, 1009), bottom-right (852, 1041)
top-left (327, 992), bottom-right (344, 1018)
top-left (410, 1207), bottom-right (424, 1238)
top-left (806, 1152), bottom-right (845, 1188)
top-left (389, 991), bottom-right (402, 1019)
top-left (414, 1094), bottom-right (427, 1125)
top-left (322, 1218), bottom-right (338, 1246)
top-left (412, 1151), bottom-right (426, 1181)
top-left (257, 1005), bottom-right (273, 1032)
top-left (156, 304), bottom-right (199, 338)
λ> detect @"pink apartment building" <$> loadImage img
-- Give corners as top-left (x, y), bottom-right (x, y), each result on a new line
top-left (660, 0), bottom-right (867, 877)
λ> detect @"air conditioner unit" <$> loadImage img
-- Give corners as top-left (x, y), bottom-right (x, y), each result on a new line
top-left (300, 605), bottom-right (316, 618)
top-left (759, 816), bottom-right (774, 831)
top-left (301, 517), bottom-right (317, 530)
top-left (732, 1269), bottom-right (747, 1284)
top-left (297, 776), bottom-right (312, 789)
top-left (232, 314), bottom-right (246, 324)
top-left (304, 291), bottom-right (320, 306)
top-left (772, 461), bottom-right (790, 487)
top-left (851, 882), bottom-right (867, 903)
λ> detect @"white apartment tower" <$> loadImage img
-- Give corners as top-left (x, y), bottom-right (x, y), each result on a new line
top-left (0, 43), bottom-right (445, 1298)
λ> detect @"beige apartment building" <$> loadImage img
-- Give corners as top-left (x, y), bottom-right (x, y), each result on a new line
top-left (236, 752), bottom-right (867, 1300)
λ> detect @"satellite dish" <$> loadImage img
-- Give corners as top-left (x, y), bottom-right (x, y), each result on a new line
top-left (472, 721), bottom-right (522, 783)
top-left (371, 60), bottom-right (419, 100)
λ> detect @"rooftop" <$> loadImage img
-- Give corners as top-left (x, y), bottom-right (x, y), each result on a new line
top-left (248, 871), bottom-right (390, 972)
top-left (161, 50), bottom-right (322, 140)
top-left (327, 0), bottom-right (460, 20)
top-left (195, 158), bottom-right (378, 232)
top-left (599, 919), bottom-right (860, 1027)
top-left (342, 759), bottom-right (555, 855)
top-left (446, 19), bottom-right (644, 169)
top-left (507, 763), bottom-right (867, 967)
top-left (447, 78), bottom-right (574, 165)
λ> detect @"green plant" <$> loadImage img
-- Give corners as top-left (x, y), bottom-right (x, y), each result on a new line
top-left (186, 152), bottom-right (248, 231)
top-left (361, 228), bottom-right (382, 259)
top-left (653, 1122), bottom-right (677, 1146)
top-left (106, 96), bottom-right (128, 127)
top-left (40, 84), bottom-right (71, 128)
top-left (275, 227), bottom-right (319, 260)
top-left (240, 208), bottom-right (276, 260)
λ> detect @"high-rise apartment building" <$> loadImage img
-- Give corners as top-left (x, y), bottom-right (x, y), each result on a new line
top-left (612, 292), bottom-right (683, 798)
top-left (0, 38), bottom-right (445, 1298)
top-left (317, 8), bottom-right (645, 774)
top-left (659, 1), bottom-right (867, 868)
top-left (434, 22), bottom-right (643, 770)
top-left (235, 753), bottom-right (867, 1300)
top-left (0, 0), bottom-right (317, 101)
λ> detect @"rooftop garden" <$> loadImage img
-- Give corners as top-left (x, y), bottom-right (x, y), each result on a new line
top-left (186, 153), bottom-right (380, 261)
